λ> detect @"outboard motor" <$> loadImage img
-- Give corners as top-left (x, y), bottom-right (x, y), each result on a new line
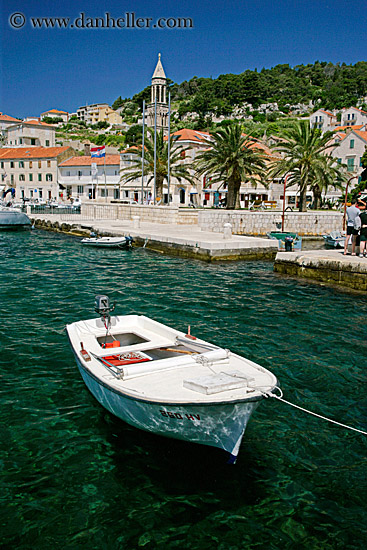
top-left (95, 295), bottom-right (117, 347)
top-left (95, 294), bottom-right (115, 316)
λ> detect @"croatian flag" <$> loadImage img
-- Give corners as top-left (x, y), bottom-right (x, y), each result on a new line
top-left (90, 145), bottom-right (105, 158)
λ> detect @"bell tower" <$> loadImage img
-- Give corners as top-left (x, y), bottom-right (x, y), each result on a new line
top-left (146, 54), bottom-right (168, 130)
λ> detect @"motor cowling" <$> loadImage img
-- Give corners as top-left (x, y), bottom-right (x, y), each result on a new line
top-left (95, 295), bottom-right (115, 317)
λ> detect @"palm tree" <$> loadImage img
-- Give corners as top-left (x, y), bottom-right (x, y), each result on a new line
top-left (269, 121), bottom-right (346, 211)
top-left (194, 122), bottom-right (267, 209)
top-left (120, 129), bottom-right (195, 203)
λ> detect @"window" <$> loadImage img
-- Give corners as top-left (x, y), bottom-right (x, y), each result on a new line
top-left (19, 174), bottom-right (25, 181)
top-left (19, 161), bottom-right (24, 168)
top-left (0, 162), bottom-right (3, 169)
top-left (337, 158), bottom-right (342, 164)
top-left (38, 174), bottom-right (42, 182)
top-left (10, 161), bottom-right (14, 168)
top-left (78, 171), bottom-right (82, 177)
top-left (38, 161), bottom-right (42, 168)
top-left (29, 174), bottom-right (33, 182)
top-left (47, 160), bottom-right (51, 167)
top-left (46, 174), bottom-right (53, 181)
top-left (11, 175), bottom-right (14, 184)
top-left (29, 161), bottom-right (33, 168)
top-left (39, 189), bottom-right (43, 198)
top-left (31, 138), bottom-right (36, 145)
top-left (350, 140), bottom-right (355, 149)
top-left (114, 188), bottom-right (120, 199)
top-left (77, 185), bottom-right (84, 194)
top-left (19, 138), bottom-right (23, 144)
top-left (45, 140), bottom-right (50, 146)
top-left (347, 158), bottom-right (355, 172)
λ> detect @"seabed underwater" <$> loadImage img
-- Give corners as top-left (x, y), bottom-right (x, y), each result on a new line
top-left (1, 230), bottom-right (366, 549)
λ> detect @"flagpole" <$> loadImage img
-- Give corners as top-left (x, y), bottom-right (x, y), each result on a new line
top-left (141, 100), bottom-right (145, 205)
top-left (153, 93), bottom-right (157, 205)
top-left (104, 143), bottom-right (107, 202)
top-left (167, 92), bottom-right (171, 206)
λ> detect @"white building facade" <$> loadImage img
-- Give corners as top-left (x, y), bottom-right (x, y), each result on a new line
top-left (0, 146), bottom-right (73, 201)
top-left (6, 121), bottom-right (56, 147)
top-left (58, 155), bottom-right (121, 201)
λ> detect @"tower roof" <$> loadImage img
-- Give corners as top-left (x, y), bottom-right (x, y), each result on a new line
top-left (152, 53), bottom-right (166, 79)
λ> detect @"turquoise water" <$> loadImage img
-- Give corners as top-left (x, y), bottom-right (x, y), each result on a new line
top-left (1, 230), bottom-right (366, 550)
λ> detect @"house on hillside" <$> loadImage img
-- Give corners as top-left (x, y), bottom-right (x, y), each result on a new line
top-left (0, 112), bottom-right (21, 139)
top-left (6, 120), bottom-right (56, 147)
top-left (309, 109), bottom-right (337, 132)
top-left (40, 109), bottom-right (69, 123)
top-left (340, 107), bottom-right (367, 127)
top-left (331, 129), bottom-right (367, 184)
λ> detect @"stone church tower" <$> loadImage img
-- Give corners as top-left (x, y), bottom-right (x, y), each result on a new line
top-left (146, 54), bottom-right (168, 131)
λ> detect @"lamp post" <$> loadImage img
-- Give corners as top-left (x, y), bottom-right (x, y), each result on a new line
top-left (343, 175), bottom-right (357, 231)
top-left (281, 174), bottom-right (289, 232)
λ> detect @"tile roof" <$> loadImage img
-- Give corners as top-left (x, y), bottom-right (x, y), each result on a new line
top-left (319, 110), bottom-right (335, 116)
top-left (59, 155), bottom-right (120, 166)
top-left (0, 147), bottom-right (71, 159)
top-left (0, 112), bottom-right (21, 123)
top-left (41, 109), bottom-right (68, 115)
top-left (333, 124), bottom-right (364, 131)
top-left (165, 129), bottom-right (211, 143)
top-left (19, 120), bottom-right (56, 127)
top-left (352, 130), bottom-right (367, 142)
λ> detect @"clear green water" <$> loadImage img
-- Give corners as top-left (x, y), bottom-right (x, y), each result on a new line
top-left (1, 230), bottom-right (366, 550)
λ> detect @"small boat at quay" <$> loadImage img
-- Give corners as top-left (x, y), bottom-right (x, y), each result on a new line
top-left (323, 230), bottom-right (345, 249)
top-left (0, 205), bottom-right (32, 231)
top-left (66, 296), bottom-right (278, 463)
top-left (81, 236), bottom-right (133, 249)
top-left (267, 231), bottom-right (302, 251)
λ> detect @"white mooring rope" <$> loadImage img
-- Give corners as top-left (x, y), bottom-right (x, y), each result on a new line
top-left (263, 387), bottom-right (367, 436)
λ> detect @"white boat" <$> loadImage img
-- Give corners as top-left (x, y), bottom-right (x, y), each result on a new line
top-left (0, 205), bottom-right (32, 231)
top-left (66, 296), bottom-right (278, 463)
top-left (81, 236), bottom-right (133, 249)
top-left (323, 230), bottom-right (345, 249)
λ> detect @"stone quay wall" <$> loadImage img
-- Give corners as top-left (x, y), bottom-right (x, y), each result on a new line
top-left (197, 210), bottom-right (344, 236)
top-left (80, 204), bottom-right (343, 236)
top-left (81, 204), bottom-right (198, 225)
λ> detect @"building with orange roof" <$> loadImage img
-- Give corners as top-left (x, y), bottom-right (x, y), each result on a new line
top-left (40, 109), bottom-right (69, 123)
top-left (309, 109), bottom-right (337, 132)
top-left (0, 146), bottom-right (74, 201)
top-left (341, 107), bottom-right (367, 127)
top-left (330, 128), bottom-right (367, 186)
top-left (0, 112), bottom-right (21, 139)
top-left (6, 120), bottom-right (56, 147)
top-left (58, 155), bottom-right (121, 201)
top-left (121, 128), bottom-right (276, 207)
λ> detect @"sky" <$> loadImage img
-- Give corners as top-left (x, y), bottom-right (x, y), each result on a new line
top-left (1, 0), bottom-right (366, 118)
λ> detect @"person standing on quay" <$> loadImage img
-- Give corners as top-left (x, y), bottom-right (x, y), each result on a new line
top-left (343, 198), bottom-right (360, 255)
top-left (358, 201), bottom-right (367, 257)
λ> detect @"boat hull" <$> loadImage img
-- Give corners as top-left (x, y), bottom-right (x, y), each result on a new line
top-left (75, 356), bottom-right (260, 459)
top-left (0, 209), bottom-right (32, 231)
top-left (81, 237), bottom-right (132, 249)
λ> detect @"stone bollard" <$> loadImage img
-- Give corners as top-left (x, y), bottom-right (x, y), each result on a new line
top-left (132, 215), bottom-right (140, 229)
top-left (26, 205), bottom-right (31, 215)
top-left (223, 222), bottom-right (232, 239)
